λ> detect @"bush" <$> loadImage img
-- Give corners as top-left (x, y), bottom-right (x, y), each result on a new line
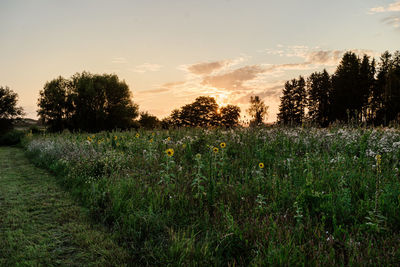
top-left (0, 130), bottom-right (25, 146)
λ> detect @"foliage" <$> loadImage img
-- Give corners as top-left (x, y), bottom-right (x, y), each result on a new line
top-left (139, 111), bottom-right (160, 129)
top-left (0, 130), bottom-right (25, 146)
top-left (279, 50), bottom-right (400, 127)
top-left (164, 96), bottom-right (241, 128)
top-left (23, 126), bottom-right (400, 265)
top-left (307, 70), bottom-right (332, 126)
top-left (278, 76), bottom-right (306, 125)
top-left (0, 86), bottom-right (24, 134)
top-left (247, 96), bottom-right (268, 126)
top-left (37, 72), bottom-right (139, 132)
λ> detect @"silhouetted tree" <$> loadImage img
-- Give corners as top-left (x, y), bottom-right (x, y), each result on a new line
top-left (164, 97), bottom-right (241, 128)
top-left (359, 55), bottom-right (376, 122)
top-left (247, 96), bottom-right (268, 126)
top-left (139, 111), bottom-right (160, 129)
top-left (37, 77), bottom-right (72, 131)
top-left (38, 72), bottom-right (139, 132)
top-left (179, 96), bottom-right (219, 127)
top-left (0, 86), bottom-right (24, 133)
top-left (278, 76), bottom-right (305, 125)
top-left (331, 52), bottom-right (362, 122)
top-left (307, 70), bottom-right (331, 126)
top-left (220, 104), bottom-right (241, 128)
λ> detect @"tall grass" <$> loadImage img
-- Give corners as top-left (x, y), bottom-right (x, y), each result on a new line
top-left (23, 126), bottom-right (400, 265)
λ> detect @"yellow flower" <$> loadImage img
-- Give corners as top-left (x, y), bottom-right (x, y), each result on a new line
top-left (116, 142), bottom-right (120, 147)
top-left (182, 144), bottom-right (187, 149)
top-left (165, 148), bottom-right (174, 157)
top-left (376, 154), bottom-right (382, 173)
top-left (97, 140), bottom-right (102, 145)
top-left (259, 162), bottom-right (264, 169)
top-left (114, 135), bottom-right (118, 140)
top-left (152, 132), bottom-right (155, 136)
top-left (195, 153), bottom-right (202, 159)
top-left (135, 133), bottom-right (140, 138)
top-left (213, 147), bottom-right (219, 153)
top-left (167, 137), bottom-right (171, 141)
top-left (220, 142), bottom-right (226, 148)
top-left (149, 138), bottom-right (153, 143)
top-left (87, 136), bottom-right (92, 142)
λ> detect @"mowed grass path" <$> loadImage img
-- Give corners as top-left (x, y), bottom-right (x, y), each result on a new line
top-left (0, 147), bottom-right (131, 266)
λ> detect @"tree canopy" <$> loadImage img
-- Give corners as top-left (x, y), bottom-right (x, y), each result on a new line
top-left (163, 96), bottom-right (241, 128)
top-left (38, 72), bottom-right (139, 132)
top-left (0, 86), bottom-right (24, 133)
top-left (278, 50), bottom-right (400, 126)
top-left (247, 96), bottom-right (268, 126)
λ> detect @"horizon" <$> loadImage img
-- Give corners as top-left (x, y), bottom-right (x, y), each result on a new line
top-left (1, 0), bottom-right (400, 122)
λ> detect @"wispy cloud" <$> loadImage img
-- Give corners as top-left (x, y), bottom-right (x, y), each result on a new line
top-left (202, 65), bottom-right (265, 91)
top-left (369, 1), bottom-right (400, 14)
top-left (369, 1), bottom-right (400, 28)
top-left (111, 57), bottom-right (128, 64)
top-left (187, 60), bottom-right (230, 75)
top-left (130, 63), bottom-right (162, 73)
top-left (382, 15), bottom-right (400, 28)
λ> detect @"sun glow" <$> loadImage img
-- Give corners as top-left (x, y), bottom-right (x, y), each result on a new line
top-left (213, 92), bottom-right (230, 107)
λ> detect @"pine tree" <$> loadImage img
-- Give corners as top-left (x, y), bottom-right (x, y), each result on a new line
top-left (307, 70), bottom-right (331, 126)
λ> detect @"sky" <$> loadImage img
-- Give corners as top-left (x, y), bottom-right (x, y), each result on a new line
top-left (1, 0), bottom-right (400, 122)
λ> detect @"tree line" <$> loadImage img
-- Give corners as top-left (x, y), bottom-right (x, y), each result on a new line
top-left (37, 72), bottom-right (270, 131)
top-left (278, 50), bottom-right (400, 126)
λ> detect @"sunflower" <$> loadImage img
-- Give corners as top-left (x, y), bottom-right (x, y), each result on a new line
top-left (220, 142), bottom-right (226, 148)
top-left (135, 133), bottom-right (140, 138)
top-left (259, 162), bottom-right (264, 169)
top-left (213, 147), bottom-right (219, 153)
top-left (166, 148), bottom-right (174, 157)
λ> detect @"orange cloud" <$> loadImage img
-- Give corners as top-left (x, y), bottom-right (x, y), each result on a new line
top-left (187, 60), bottom-right (230, 75)
top-left (201, 65), bottom-right (265, 90)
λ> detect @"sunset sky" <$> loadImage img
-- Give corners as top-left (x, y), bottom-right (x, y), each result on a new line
top-left (1, 0), bottom-right (400, 122)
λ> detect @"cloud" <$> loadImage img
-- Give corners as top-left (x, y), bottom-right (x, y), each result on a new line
top-left (201, 65), bottom-right (265, 91)
top-left (233, 84), bottom-right (283, 105)
top-left (136, 88), bottom-right (170, 95)
top-left (382, 15), bottom-right (400, 28)
top-left (111, 57), bottom-right (128, 64)
top-left (369, 1), bottom-right (400, 28)
top-left (369, 1), bottom-right (400, 14)
top-left (162, 81), bottom-right (186, 88)
top-left (187, 60), bottom-right (230, 75)
top-left (130, 63), bottom-right (162, 73)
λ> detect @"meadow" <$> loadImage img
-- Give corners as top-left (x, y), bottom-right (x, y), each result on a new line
top-left (23, 126), bottom-right (400, 265)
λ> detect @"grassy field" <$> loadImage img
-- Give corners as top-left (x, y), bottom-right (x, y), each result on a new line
top-left (0, 147), bottom-right (131, 266)
top-left (21, 127), bottom-right (400, 265)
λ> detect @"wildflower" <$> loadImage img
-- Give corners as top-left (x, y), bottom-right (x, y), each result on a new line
top-left (220, 142), bottom-right (226, 148)
top-left (116, 142), bottom-right (120, 147)
top-left (114, 135), bottom-right (118, 140)
top-left (195, 153), bottom-right (202, 159)
top-left (167, 137), bottom-right (171, 141)
top-left (259, 162), bottom-right (264, 169)
top-left (213, 147), bottom-right (219, 153)
top-left (135, 133), bottom-right (140, 138)
top-left (152, 132), bottom-right (155, 136)
top-left (149, 138), bottom-right (153, 143)
top-left (376, 154), bottom-right (382, 173)
top-left (182, 144), bottom-right (187, 149)
top-left (166, 148), bottom-right (174, 157)
top-left (87, 136), bottom-right (92, 142)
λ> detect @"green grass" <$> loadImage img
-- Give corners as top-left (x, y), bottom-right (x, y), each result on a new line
top-left (0, 147), bottom-right (131, 266)
top-left (22, 127), bottom-right (400, 265)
